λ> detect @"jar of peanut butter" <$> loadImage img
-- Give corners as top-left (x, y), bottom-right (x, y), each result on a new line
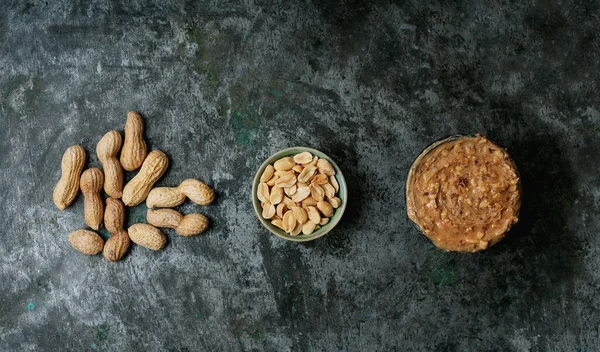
top-left (406, 135), bottom-right (522, 252)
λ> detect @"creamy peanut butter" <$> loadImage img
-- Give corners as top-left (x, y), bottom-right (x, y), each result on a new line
top-left (406, 135), bottom-right (521, 252)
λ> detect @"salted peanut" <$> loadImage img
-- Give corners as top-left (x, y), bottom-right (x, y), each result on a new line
top-left (305, 206), bottom-right (321, 224)
top-left (128, 224), bottom-right (166, 250)
top-left (270, 186), bottom-right (284, 204)
top-left (275, 174), bottom-right (296, 188)
top-left (311, 174), bottom-right (328, 185)
top-left (310, 184), bottom-right (324, 202)
top-left (297, 183), bottom-right (309, 191)
top-left (68, 229), bottom-right (104, 255)
top-left (320, 217), bottom-right (330, 226)
top-left (260, 165), bottom-right (275, 183)
top-left (274, 157), bottom-right (295, 171)
top-left (294, 152), bottom-right (313, 164)
top-left (266, 174), bottom-right (279, 187)
top-left (121, 111), bottom-right (147, 171)
top-left (302, 221), bottom-right (317, 235)
top-left (80, 168), bottom-right (104, 230)
top-left (292, 186), bottom-right (310, 202)
top-left (317, 201), bottom-right (334, 217)
top-left (53, 145), bottom-right (86, 210)
top-left (292, 165), bottom-right (304, 173)
top-left (329, 175), bottom-right (339, 192)
top-left (284, 184), bottom-right (297, 197)
top-left (275, 170), bottom-right (294, 177)
top-left (298, 165), bottom-right (317, 183)
top-left (262, 202), bottom-right (276, 219)
top-left (303, 155), bottom-right (318, 167)
top-left (322, 183), bottom-right (336, 199)
top-left (283, 210), bottom-right (296, 234)
top-left (276, 203), bottom-right (287, 218)
top-left (257, 183), bottom-right (270, 203)
top-left (272, 219), bottom-right (285, 230)
top-left (317, 159), bottom-right (335, 176)
top-left (290, 222), bottom-right (302, 236)
top-left (282, 196), bottom-right (295, 209)
top-left (291, 206), bottom-right (307, 224)
top-left (301, 196), bottom-right (318, 207)
top-left (328, 196), bottom-right (342, 209)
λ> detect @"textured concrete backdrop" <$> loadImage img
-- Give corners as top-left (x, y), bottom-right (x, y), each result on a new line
top-left (1, 0), bottom-right (600, 351)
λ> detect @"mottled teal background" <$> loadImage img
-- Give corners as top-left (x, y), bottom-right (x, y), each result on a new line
top-left (0, 0), bottom-right (599, 351)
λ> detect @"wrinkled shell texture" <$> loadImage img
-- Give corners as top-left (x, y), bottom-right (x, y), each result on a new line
top-left (68, 229), bottom-right (104, 255)
top-left (53, 145), bottom-right (86, 210)
top-left (122, 150), bottom-right (169, 206)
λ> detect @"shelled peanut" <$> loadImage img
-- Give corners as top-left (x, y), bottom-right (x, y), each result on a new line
top-left (257, 151), bottom-right (341, 236)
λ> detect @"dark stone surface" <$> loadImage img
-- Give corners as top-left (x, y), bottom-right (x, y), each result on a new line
top-left (1, 0), bottom-right (599, 351)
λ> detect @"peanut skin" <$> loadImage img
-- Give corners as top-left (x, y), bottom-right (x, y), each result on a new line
top-left (96, 130), bottom-right (123, 198)
top-left (145, 178), bottom-right (215, 208)
top-left (146, 209), bottom-right (209, 237)
top-left (80, 168), bottom-right (104, 230)
top-left (120, 111), bottom-right (147, 171)
top-left (103, 197), bottom-right (130, 262)
top-left (53, 145), bottom-right (86, 210)
top-left (122, 150), bottom-right (169, 206)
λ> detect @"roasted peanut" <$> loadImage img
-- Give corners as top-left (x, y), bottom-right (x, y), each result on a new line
top-left (257, 152), bottom-right (343, 235)
top-left (103, 198), bottom-right (131, 262)
top-left (317, 159), bottom-right (335, 176)
top-left (146, 178), bottom-right (215, 208)
top-left (128, 223), bottom-right (167, 250)
top-left (274, 157), bottom-right (295, 171)
top-left (317, 201), bottom-right (334, 217)
top-left (302, 221), bottom-right (317, 235)
top-left (260, 165), bottom-right (275, 183)
top-left (291, 206), bottom-right (307, 224)
top-left (68, 229), bottom-right (104, 255)
top-left (293, 152), bottom-right (313, 164)
top-left (147, 209), bottom-right (209, 237)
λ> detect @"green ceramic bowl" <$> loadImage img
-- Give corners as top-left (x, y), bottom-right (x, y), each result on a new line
top-left (252, 147), bottom-right (347, 242)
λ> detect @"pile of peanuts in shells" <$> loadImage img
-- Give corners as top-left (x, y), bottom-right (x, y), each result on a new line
top-left (53, 111), bottom-right (215, 262)
top-left (257, 152), bottom-right (342, 236)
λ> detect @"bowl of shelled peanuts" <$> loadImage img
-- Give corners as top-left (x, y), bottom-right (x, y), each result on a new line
top-left (252, 147), bottom-right (347, 242)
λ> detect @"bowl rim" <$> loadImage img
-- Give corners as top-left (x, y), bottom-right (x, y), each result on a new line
top-left (252, 146), bottom-right (348, 242)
